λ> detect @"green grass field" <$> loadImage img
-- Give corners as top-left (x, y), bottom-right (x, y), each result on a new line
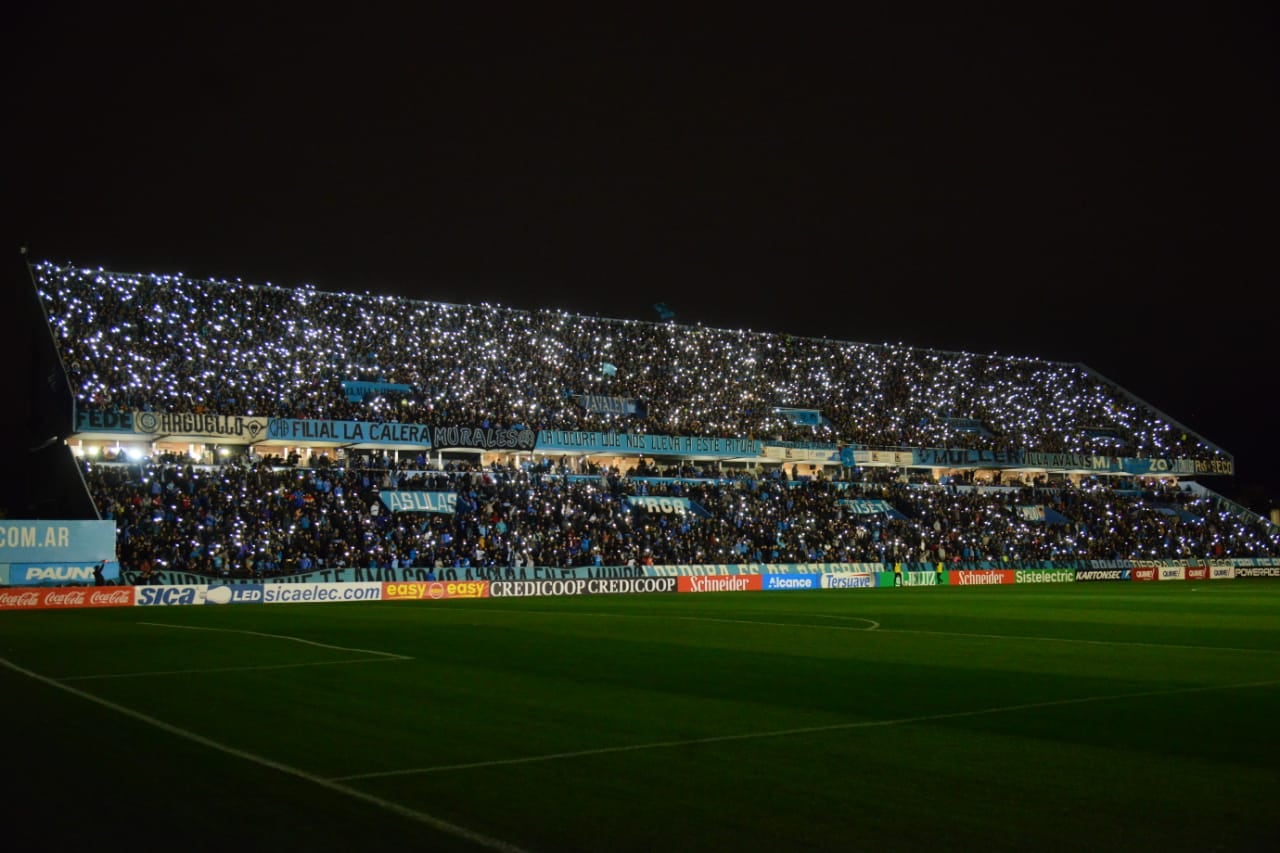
top-left (3, 582), bottom-right (1279, 852)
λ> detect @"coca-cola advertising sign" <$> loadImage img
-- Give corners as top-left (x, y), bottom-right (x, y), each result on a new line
top-left (0, 586), bottom-right (134, 610)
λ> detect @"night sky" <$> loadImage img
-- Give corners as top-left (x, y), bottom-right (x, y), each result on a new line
top-left (5, 6), bottom-right (1277, 510)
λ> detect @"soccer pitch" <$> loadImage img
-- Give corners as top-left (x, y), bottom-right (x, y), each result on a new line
top-left (4, 583), bottom-right (1279, 852)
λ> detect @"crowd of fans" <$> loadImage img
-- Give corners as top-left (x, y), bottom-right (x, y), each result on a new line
top-left (35, 262), bottom-right (1227, 461)
top-left (84, 458), bottom-right (1280, 580)
top-left (36, 260), bottom-right (1272, 580)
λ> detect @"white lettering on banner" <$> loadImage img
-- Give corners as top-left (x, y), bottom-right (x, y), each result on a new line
top-left (135, 586), bottom-right (207, 606)
top-left (0, 591), bottom-right (41, 608)
top-left (688, 576), bottom-right (752, 592)
top-left (263, 583), bottom-right (382, 604)
top-left (44, 589), bottom-right (87, 607)
top-left (90, 590), bottom-right (133, 605)
top-left (822, 573), bottom-right (874, 589)
top-left (0, 526), bottom-right (71, 549)
top-left (25, 566), bottom-right (95, 582)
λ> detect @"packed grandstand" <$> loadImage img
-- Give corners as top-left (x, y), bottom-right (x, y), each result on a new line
top-left (17, 260), bottom-right (1280, 584)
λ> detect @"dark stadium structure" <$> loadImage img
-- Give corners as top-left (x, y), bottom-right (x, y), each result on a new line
top-left (11, 259), bottom-right (1279, 580)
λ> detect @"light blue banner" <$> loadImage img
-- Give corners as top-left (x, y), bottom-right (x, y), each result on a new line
top-left (578, 394), bottom-right (643, 416)
top-left (9, 561), bottom-right (122, 586)
top-left (74, 406), bottom-right (136, 433)
top-left (267, 418), bottom-right (433, 446)
top-left (535, 430), bottom-right (761, 457)
top-left (773, 408), bottom-right (824, 426)
top-left (626, 495), bottom-right (713, 517)
top-left (0, 521), bottom-right (116, 564)
top-left (377, 491), bottom-right (457, 513)
top-left (643, 562), bottom-right (887, 576)
top-left (837, 499), bottom-right (906, 519)
top-left (341, 381), bottom-right (413, 402)
top-left (120, 564), bottom-right (651, 585)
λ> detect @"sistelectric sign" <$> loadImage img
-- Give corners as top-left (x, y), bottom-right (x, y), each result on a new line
top-left (1014, 569), bottom-right (1075, 584)
top-left (762, 574), bottom-right (821, 591)
top-left (488, 578), bottom-right (677, 598)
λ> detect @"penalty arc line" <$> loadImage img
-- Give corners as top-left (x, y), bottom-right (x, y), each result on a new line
top-left (439, 608), bottom-right (1280, 655)
top-left (0, 655), bottom-right (530, 853)
top-left (332, 676), bottom-right (1280, 782)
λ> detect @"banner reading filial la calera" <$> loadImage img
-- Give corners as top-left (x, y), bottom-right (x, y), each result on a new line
top-left (0, 520), bottom-right (116, 564)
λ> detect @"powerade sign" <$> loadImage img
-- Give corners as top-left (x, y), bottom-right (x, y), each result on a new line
top-left (1074, 568), bottom-right (1131, 582)
top-left (1236, 567), bottom-right (1280, 578)
top-left (205, 584), bottom-right (263, 604)
top-left (762, 574), bottom-right (821, 591)
top-left (488, 578), bottom-right (677, 597)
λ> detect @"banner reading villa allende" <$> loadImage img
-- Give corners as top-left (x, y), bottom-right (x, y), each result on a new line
top-left (535, 430), bottom-right (762, 457)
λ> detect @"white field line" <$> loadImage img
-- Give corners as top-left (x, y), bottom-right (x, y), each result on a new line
top-left (60, 657), bottom-right (411, 682)
top-left (0, 655), bottom-right (530, 853)
top-left (58, 623), bottom-right (413, 682)
top-left (332, 676), bottom-right (1280, 782)
top-left (138, 621), bottom-right (413, 657)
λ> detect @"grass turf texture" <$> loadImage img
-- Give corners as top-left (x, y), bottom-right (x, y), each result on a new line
top-left (3, 582), bottom-right (1278, 852)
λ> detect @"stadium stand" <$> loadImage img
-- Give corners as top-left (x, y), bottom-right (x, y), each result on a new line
top-left (20, 260), bottom-right (1279, 579)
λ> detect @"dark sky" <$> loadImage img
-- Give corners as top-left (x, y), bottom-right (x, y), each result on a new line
top-left (5, 6), bottom-right (1277, 510)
